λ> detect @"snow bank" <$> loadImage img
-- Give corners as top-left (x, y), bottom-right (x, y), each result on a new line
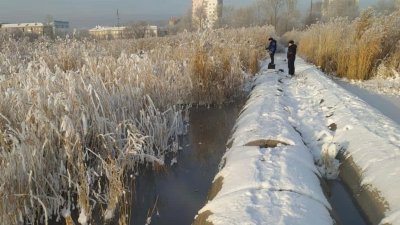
top-left (347, 74), bottom-right (400, 96)
top-left (196, 145), bottom-right (333, 225)
top-left (194, 68), bottom-right (334, 225)
top-left (288, 58), bottom-right (400, 225)
top-left (227, 74), bottom-right (303, 148)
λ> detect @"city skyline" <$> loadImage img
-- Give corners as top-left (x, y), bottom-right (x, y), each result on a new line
top-left (0, 0), bottom-right (377, 28)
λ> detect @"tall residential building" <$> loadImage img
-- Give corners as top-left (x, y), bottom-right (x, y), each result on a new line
top-left (192, 0), bottom-right (223, 29)
top-left (321, 0), bottom-right (359, 18)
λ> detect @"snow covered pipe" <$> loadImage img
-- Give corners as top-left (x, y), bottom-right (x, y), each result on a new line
top-left (193, 73), bottom-right (336, 225)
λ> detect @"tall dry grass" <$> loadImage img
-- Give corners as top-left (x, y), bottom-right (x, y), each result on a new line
top-left (0, 26), bottom-right (274, 225)
top-left (296, 9), bottom-right (400, 80)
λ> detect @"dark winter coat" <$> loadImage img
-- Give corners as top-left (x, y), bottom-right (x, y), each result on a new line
top-left (287, 44), bottom-right (297, 60)
top-left (267, 39), bottom-right (277, 53)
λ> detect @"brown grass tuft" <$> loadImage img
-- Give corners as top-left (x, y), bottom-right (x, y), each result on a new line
top-left (298, 9), bottom-right (400, 80)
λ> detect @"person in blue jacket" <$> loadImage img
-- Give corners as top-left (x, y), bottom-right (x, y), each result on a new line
top-left (287, 40), bottom-right (297, 76)
top-left (266, 37), bottom-right (277, 65)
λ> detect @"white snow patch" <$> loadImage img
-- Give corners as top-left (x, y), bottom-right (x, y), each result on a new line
top-left (198, 145), bottom-right (333, 225)
top-left (346, 73), bottom-right (400, 96)
top-left (289, 57), bottom-right (400, 225)
top-left (170, 157), bottom-right (178, 166)
top-left (61, 208), bottom-right (71, 218)
top-left (228, 74), bottom-right (302, 147)
top-left (104, 208), bottom-right (115, 221)
top-left (78, 209), bottom-right (88, 225)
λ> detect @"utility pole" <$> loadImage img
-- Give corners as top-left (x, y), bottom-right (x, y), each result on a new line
top-left (117, 9), bottom-right (120, 27)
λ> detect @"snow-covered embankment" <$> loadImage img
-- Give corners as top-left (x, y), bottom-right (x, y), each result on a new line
top-left (193, 66), bottom-right (335, 225)
top-left (286, 59), bottom-right (400, 225)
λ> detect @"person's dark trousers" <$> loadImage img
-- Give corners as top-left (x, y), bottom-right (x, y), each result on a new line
top-left (288, 57), bottom-right (295, 75)
top-left (270, 53), bottom-right (275, 65)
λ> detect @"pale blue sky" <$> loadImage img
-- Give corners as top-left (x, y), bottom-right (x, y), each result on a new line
top-left (0, 0), bottom-right (376, 28)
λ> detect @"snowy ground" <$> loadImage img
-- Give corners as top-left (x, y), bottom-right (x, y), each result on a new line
top-left (338, 74), bottom-right (400, 97)
top-left (334, 79), bottom-right (400, 125)
top-left (194, 56), bottom-right (400, 225)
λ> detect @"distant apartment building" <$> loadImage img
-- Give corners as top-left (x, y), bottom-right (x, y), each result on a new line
top-left (192, 0), bottom-right (223, 29)
top-left (0, 23), bottom-right (53, 36)
top-left (144, 25), bottom-right (158, 38)
top-left (50, 20), bottom-right (70, 36)
top-left (88, 26), bottom-right (127, 39)
top-left (321, 0), bottom-right (359, 18)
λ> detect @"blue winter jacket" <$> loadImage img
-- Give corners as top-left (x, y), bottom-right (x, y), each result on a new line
top-left (267, 40), bottom-right (277, 53)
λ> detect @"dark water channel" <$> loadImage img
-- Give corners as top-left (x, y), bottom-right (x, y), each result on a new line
top-left (328, 180), bottom-right (369, 225)
top-left (130, 103), bottom-right (243, 225)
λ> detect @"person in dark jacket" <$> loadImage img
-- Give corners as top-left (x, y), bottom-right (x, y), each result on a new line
top-left (266, 37), bottom-right (277, 65)
top-left (287, 40), bottom-right (297, 76)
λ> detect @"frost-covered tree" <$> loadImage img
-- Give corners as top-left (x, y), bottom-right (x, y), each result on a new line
top-left (304, 1), bottom-right (323, 26)
top-left (257, 0), bottom-right (285, 30)
top-left (193, 4), bottom-right (207, 30)
top-left (282, 0), bottom-right (301, 32)
top-left (219, 5), bottom-right (260, 28)
top-left (322, 0), bottom-right (359, 19)
top-left (374, 0), bottom-right (400, 14)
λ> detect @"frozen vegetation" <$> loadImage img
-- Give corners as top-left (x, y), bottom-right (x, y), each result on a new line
top-left (0, 26), bottom-right (274, 225)
top-left (283, 9), bottom-right (400, 81)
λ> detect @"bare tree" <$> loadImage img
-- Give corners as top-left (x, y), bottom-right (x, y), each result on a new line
top-left (219, 6), bottom-right (259, 28)
top-left (258, 0), bottom-right (285, 30)
top-left (168, 9), bottom-right (193, 34)
top-left (374, 0), bottom-right (399, 14)
top-left (286, 0), bottom-right (297, 12)
top-left (125, 21), bottom-right (148, 39)
top-left (44, 15), bottom-right (54, 25)
top-left (218, 6), bottom-right (235, 27)
top-left (304, 0), bottom-right (322, 26)
top-left (284, 0), bottom-right (298, 31)
top-left (193, 4), bottom-right (207, 30)
top-left (322, 0), bottom-right (359, 19)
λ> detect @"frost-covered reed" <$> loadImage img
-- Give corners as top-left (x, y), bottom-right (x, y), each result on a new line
top-left (0, 26), bottom-right (274, 225)
top-left (295, 9), bottom-right (400, 80)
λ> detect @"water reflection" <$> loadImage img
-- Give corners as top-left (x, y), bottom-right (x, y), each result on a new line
top-left (131, 103), bottom-right (243, 225)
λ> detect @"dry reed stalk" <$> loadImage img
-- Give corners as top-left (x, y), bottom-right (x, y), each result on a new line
top-left (298, 9), bottom-right (400, 80)
top-left (65, 215), bottom-right (76, 225)
top-left (104, 158), bottom-right (124, 221)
